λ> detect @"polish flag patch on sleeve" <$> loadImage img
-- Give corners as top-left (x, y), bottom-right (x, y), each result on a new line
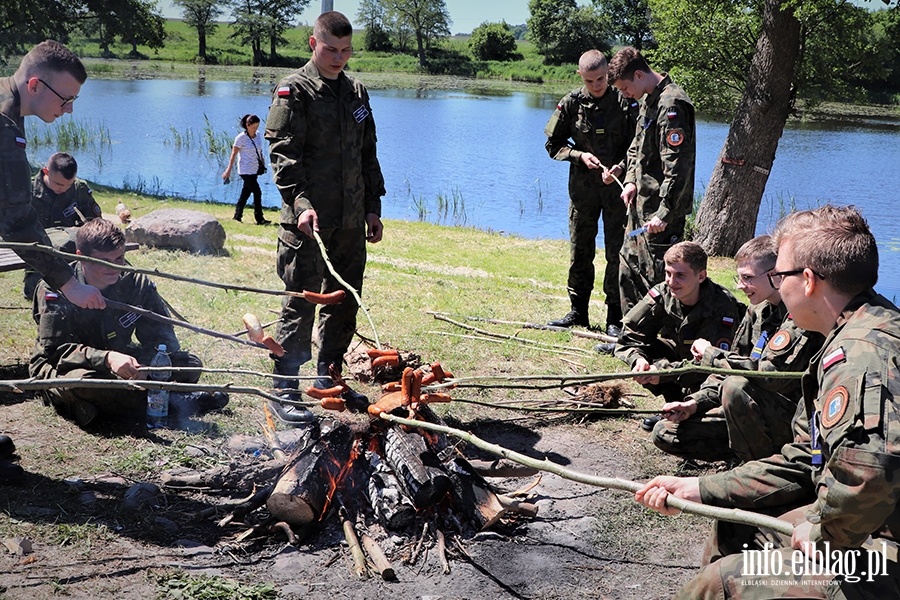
top-left (15, 137), bottom-right (26, 148)
top-left (277, 86), bottom-right (291, 97)
top-left (648, 287), bottom-right (661, 300)
top-left (721, 316), bottom-right (734, 327)
top-left (822, 347), bottom-right (846, 371)
top-left (666, 109), bottom-right (678, 119)
top-left (44, 291), bottom-right (58, 301)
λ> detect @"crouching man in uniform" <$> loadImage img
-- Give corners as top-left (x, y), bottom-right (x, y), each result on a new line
top-left (30, 219), bottom-right (226, 428)
top-left (635, 205), bottom-right (900, 598)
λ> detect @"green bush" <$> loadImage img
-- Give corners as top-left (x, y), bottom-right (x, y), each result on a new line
top-left (469, 21), bottom-right (518, 61)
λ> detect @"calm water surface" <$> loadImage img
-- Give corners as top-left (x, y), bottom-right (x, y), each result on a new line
top-left (26, 79), bottom-right (900, 298)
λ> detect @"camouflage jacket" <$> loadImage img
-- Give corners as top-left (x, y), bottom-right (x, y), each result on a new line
top-left (690, 303), bottom-right (825, 414)
top-left (615, 280), bottom-right (744, 389)
top-left (265, 60), bottom-right (385, 235)
top-left (30, 262), bottom-right (179, 379)
top-left (32, 174), bottom-right (101, 228)
top-left (0, 76), bottom-right (74, 289)
top-left (624, 74), bottom-right (695, 226)
top-left (699, 290), bottom-right (900, 549)
top-left (544, 87), bottom-right (637, 188)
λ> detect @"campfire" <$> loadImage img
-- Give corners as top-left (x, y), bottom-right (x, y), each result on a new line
top-left (164, 353), bottom-right (539, 579)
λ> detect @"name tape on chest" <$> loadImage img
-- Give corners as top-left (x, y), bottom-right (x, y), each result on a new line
top-left (821, 386), bottom-right (850, 428)
top-left (822, 346), bottom-right (846, 371)
top-left (62, 203), bottom-right (78, 217)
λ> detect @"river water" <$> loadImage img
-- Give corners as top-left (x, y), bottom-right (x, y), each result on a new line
top-left (25, 79), bottom-right (900, 298)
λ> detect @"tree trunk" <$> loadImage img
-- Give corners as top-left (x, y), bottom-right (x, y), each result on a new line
top-left (415, 30), bottom-right (426, 67)
top-left (198, 28), bottom-right (207, 59)
top-left (693, 0), bottom-right (801, 256)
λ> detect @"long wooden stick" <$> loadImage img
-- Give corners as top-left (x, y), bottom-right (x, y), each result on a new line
top-left (339, 506), bottom-right (368, 578)
top-left (361, 533), bottom-right (395, 580)
top-left (430, 314), bottom-right (593, 355)
top-left (312, 231), bottom-right (381, 349)
top-left (427, 311), bottom-right (616, 342)
top-left (138, 366), bottom-right (322, 381)
top-left (103, 298), bottom-right (267, 350)
top-left (0, 241), bottom-right (303, 298)
top-left (425, 331), bottom-right (591, 358)
top-left (378, 412), bottom-right (794, 536)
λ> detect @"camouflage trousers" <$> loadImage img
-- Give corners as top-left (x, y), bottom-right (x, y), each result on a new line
top-left (651, 376), bottom-right (798, 463)
top-left (40, 351), bottom-right (202, 421)
top-left (273, 226), bottom-right (366, 389)
top-left (677, 507), bottom-right (900, 599)
top-left (566, 182), bottom-right (626, 305)
top-left (618, 210), bottom-right (685, 315)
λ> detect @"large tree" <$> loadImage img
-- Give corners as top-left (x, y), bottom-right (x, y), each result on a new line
top-left (593, 0), bottom-right (655, 49)
top-left (79, 0), bottom-right (166, 57)
top-left (650, 0), bottom-right (889, 255)
top-left (382, 0), bottom-right (451, 68)
top-left (230, 0), bottom-right (311, 65)
top-left (174, 0), bottom-right (224, 61)
top-left (0, 0), bottom-right (77, 58)
top-left (527, 0), bottom-right (610, 65)
top-left (357, 0), bottom-right (392, 51)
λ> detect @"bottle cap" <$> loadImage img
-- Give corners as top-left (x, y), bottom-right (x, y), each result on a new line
top-left (158, 344), bottom-right (167, 352)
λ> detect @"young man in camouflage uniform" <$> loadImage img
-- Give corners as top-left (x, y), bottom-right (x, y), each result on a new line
top-left (636, 205), bottom-right (900, 598)
top-left (30, 219), bottom-right (224, 429)
top-left (0, 40), bottom-right (104, 484)
top-left (24, 152), bottom-right (102, 299)
top-left (265, 12), bottom-right (385, 425)
top-left (544, 49), bottom-right (637, 335)
top-left (650, 235), bottom-right (824, 461)
top-left (614, 242), bottom-right (744, 410)
top-left (607, 47), bottom-right (696, 318)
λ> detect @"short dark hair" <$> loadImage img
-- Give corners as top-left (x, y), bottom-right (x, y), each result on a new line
top-left (18, 40), bottom-right (87, 84)
top-left (578, 50), bottom-right (607, 73)
top-left (608, 47), bottom-right (651, 83)
top-left (240, 114), bottom-right (260, 129)
top-left (46, 152), bottom-right (78, 179)
top-left (664, 241), bottom-right (708, 273)
top-left (772, 204), bottom-right (878, 295)
top-left (735, 235), bottom-right (776, 271)
top-left (76, 218), bottom-right (125, 256)
top-left (314, 11), bottom-right (353, 39)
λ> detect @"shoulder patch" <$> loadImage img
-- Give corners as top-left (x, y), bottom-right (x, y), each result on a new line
top-left (822, 347), bottom-right (846, 371)
top-left (767, 329), bottom-right (792, 351)
top-left (648, 288), bottom-right (661, 300)
top-left (666, 109), bottom-right (678, 119)
top-left (715, 338), bottom-right (731, 351)
top-left (277, 86), bottom-right (291, 97)
top-left (721, 316), bottom-right (735, 327)
top-left (821, 386), bottom-right (849, 428)
top-left (666, 129), bottom-right (684, 147)
top-left (15, 137), bottom-right (25, 148)
top-left (44, 291), bottom-right (58, 301)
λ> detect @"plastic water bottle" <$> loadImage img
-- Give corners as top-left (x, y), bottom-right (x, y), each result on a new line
top-left (147, 344), bottom-right (171, 428)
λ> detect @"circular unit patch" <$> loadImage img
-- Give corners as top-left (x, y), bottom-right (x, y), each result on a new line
top-left (821, 386), bottom-right (849, 428)
top-left (767, 329), bottom-right (792, 352)
top-left (666, 129), bottom-right (684, 147)
top-left (715, 338), bottom-right (731, 350)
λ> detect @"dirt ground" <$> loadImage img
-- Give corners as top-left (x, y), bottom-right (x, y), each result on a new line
top-left (0, 373), bottom-right (717, 600)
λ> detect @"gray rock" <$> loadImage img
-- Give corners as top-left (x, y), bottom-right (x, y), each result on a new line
top-left (123, 482), bottom-right (161, 509)
top-left (126, 208), bottom-right (226, 254)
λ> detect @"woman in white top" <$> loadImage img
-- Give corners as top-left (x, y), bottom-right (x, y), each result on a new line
top-left (222, 114), bottom-right (270, 225)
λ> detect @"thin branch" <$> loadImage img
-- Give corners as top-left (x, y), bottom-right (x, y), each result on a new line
top-left (379, 413), bottom-right (794, 536)
top-left (430, 314), bottom-right (593, 355)
top-left (426, 311), bottom-right (615, 342)
top-left (138, 366), bottom-right (321, 381)
top-left (425, 331), bottom-right (590, 358)
top-left (312, 231), bottom-right (381, 349)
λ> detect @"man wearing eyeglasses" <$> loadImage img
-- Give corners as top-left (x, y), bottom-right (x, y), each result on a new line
top-left (635, 205), bottom-right (900, 597)
top-left (650, 235), bottom-right (823, 462)
top-left (0, 40), bottom-right (104, 485)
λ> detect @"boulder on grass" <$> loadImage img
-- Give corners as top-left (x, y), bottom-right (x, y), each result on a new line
top-left (126, 208), bottom-right (225, 254)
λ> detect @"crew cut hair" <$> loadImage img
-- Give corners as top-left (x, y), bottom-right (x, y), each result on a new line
top-left (772, 204), bottom-right (878, 295)
top-left (76, 218), bottom-right (125, 256)
top-left (664, 241), bottom-right (708, 273)
top-left (47, 152), bottom-right (78, 180)
top-left (314, 11), bottom-right (353, 39)
top-left (608, 46), bottom-right (651, 83)
top-left (735, 235), bottom-right (776, 271)
top-left (578, 50), bottom-right (607, 73)
top-left (18, 40), bottom-right (87, 84)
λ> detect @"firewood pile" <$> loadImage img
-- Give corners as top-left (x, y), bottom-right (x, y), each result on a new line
top-left (163, 352), bottom-right (539, 579)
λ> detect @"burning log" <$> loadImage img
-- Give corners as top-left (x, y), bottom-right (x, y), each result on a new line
top-left (366, 452), bottom-right (416, 530)
top-left (267, 422), bottom-right (356, 526)
top-left (383, 426), bottom-right (450, 510)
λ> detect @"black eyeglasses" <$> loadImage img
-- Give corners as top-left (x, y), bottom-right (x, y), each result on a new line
top-left (38, 78), bottom-right (78, 107)
top-left (768, 268), bottom-right (826, 290)
top-left (733, 271), bottom-right (768, 286)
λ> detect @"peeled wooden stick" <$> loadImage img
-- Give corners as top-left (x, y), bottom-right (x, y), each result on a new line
top-left (378, 413), bottom-right (795, 536)
top-left (312, 231), bottom-right (381, 349)
top-left (407, 521), bottom-right (429, 565)
top-left (435, 529), bottom-right (450, 574)
top-left (340, 507), bottom-right (368, 578)
top-left (361, 533), bottom-right (395, 580)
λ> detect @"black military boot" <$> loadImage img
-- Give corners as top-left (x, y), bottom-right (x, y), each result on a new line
top-left (605, 303), bottom-right (623, 338)
top-left (548, 295), bottom-right (590, 328)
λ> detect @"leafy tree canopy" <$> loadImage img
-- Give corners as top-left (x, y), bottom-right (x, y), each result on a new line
top-left (469, 21), bottom-right (518, 61)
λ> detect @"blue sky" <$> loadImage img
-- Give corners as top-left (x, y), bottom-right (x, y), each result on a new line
top-left (160, 0), bottom-right (576, 35)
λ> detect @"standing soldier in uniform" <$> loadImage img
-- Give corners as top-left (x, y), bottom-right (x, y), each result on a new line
top-left (636, 205), bottom-right (900, 598)
top-left (544, 49), bottom-right (637, 337)
top-left (0, 40), bottom-right (105, 485)
top-left (265, 11), bottom-right (385, 425)
top-left (607, 47), bottom-right (696, 318)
